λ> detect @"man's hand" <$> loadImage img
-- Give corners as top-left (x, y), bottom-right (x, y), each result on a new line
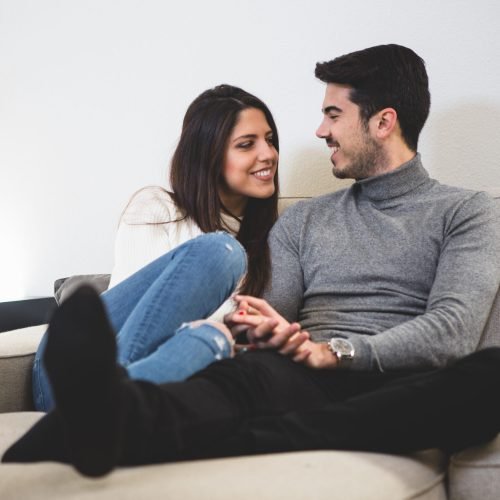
top-left (227, 295), bottom-right (338, 370)
top-left (287, 339), bottom-right (339, 369)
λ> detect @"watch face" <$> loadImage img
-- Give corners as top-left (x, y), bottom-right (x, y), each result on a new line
top-left (329, 338), bottom-right (354, 358)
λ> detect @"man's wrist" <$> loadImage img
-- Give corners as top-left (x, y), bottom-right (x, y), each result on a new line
top-left (322, 344), bottom-right (340, 369)
top-left (326, 338), bottom-right (355, 369)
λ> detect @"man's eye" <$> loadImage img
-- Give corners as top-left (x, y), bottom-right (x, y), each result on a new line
top-left (329, 115), bottom-right (339, 121)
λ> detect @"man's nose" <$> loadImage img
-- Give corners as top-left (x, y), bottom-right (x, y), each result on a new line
top-left (316, 119), bottom-right (329, 139)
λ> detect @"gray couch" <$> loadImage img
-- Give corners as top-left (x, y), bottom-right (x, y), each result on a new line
top-left (1, 196), bottom-right (499, 499)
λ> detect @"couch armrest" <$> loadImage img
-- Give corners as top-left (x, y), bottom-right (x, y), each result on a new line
top-left (0, 297), bottom-right (56, 333)
top-left (0, 325), bottom-right (46, 412)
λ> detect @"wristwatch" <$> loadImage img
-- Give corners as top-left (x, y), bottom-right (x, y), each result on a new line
top-left (327, 338), bottom-right (355, 367)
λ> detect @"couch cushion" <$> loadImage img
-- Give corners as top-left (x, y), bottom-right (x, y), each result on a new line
top-left (448, 434), bottom-right (500, 500)
top-left (0, 326), bottom-right (46, 412)
top-left (0, 412), bottom-right (446, 500)
top-left (54, 274), bottom-right (111, 305)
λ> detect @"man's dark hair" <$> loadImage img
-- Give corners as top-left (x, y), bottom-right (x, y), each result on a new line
top-left (315, 44), bottom-right (430, 151)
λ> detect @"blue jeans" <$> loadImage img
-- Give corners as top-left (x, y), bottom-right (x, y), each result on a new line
top-left (33, 232), bottom-right (247, 412)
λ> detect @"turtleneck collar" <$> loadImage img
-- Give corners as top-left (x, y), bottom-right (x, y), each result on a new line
top-left (353, 154), bottom-right (429, 201)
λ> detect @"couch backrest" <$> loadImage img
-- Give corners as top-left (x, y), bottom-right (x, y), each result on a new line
top-left (479, 287), bottom-right (500, 348)
top-left (477, 196), bottom-right (500, 348)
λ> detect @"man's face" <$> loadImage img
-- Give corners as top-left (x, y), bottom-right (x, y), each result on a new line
top-left (316, 83), bottom-right (387, 180)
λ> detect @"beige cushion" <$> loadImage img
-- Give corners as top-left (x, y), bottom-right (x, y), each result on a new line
top-left (0, 412), bottom-right (446, 500)
top-left (448, 435), bottom-right (500, 500)
top-left (0, 326), bottom-right (46, 412)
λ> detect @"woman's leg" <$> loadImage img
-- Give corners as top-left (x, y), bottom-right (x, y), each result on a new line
top-left (125, 321), bottom-right (233, 384)
top-left (32, 232), bottom-right (246, 411)
top-left (108, 232), bottom-right (245, 365)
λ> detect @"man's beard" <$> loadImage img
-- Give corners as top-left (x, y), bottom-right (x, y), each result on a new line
top-left (332, 135), bottom-right (389, 181)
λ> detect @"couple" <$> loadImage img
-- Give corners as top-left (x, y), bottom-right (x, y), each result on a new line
top-left (4, 43), bottom-right (500, 477)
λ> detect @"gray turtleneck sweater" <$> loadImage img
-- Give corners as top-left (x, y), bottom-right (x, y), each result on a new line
top-left (264, 155), bottom-right (500, 371)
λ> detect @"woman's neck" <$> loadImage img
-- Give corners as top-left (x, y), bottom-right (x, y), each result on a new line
top-left (218, 190), bottom-right (248, 217)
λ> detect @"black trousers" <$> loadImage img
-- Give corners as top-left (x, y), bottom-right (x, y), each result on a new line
top-left (118, 347), bottom-right (500, 466)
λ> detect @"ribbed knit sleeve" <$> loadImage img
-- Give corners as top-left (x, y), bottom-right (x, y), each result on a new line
top-left (108, 186), bottom-right (241, 323)
top-left (363, 192), bottom-right (500, 371)
top-left (108, 187), bottom-right (199, 289)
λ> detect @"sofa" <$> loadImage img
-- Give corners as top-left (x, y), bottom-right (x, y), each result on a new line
top-left (1, 196), bottom-right (499, 500)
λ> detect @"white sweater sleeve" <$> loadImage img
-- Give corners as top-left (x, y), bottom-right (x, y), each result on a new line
top-left (108, 187), bottom-right (240, 323)
top-left (109, 188), bottom-right (190, 289)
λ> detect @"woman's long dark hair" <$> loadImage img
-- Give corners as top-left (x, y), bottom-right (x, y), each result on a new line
top-left (169, 84), bottom-right (280, 296)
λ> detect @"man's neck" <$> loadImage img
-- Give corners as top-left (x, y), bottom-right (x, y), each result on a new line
top-left (384, 147), bottom-right (416, 173)
top-left (361, 145), bottom-right (416, 181)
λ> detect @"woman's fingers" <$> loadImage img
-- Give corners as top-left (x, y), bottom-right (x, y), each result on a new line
top-left (235, 295), bottom-right (281, 318)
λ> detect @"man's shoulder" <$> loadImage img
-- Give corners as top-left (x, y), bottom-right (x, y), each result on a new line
top-left (422, 182), bottom-right (499, 217)
top-left (280, 189), bottom-right (349, 215)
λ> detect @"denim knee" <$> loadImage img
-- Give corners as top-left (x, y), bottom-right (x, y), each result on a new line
top-left (177, 321), bottom-right (233, 360)
top-left (193, 232), bottom-right (247, 279)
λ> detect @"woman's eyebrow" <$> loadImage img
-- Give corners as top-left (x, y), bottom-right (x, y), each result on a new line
top-left (232, 134), bottom-right (257, 143)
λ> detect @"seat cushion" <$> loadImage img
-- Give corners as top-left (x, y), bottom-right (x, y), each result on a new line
top-left (0, 412), bottom-right (446, 500)
top-left (0, 325), bottom-right (46, 412)
top-left (448, 434), bottom-right (500, 500)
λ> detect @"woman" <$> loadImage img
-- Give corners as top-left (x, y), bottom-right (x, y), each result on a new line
top-left (33, 84), bottom-right (280, 411)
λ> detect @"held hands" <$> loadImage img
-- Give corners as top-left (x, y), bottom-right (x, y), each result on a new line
top-left (225, 295), bottom-right (338, 370)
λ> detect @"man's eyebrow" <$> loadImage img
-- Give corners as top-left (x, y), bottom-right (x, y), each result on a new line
top-left (322, 105), bottom-right (343, 114)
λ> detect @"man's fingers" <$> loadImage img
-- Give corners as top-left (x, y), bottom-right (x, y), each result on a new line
top-left (278, 331), bottom-right (310, 355)
top-left (249, 319), bottom-right (279, 343)
top-left (292, 349), bottom-right (311, 363)
top-left (255, 322), bottom-right (301, 349)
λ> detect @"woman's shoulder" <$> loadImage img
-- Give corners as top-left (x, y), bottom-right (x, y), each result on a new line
top-left (120, 186), bottom-right (183, 224)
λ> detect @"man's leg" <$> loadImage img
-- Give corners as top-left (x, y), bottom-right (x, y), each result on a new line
top-left (3, 285), bottom-right (337, 475)
top-left (205, 349), bottom-right (500, 458)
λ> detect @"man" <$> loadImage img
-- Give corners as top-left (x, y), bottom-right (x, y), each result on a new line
top-left (4, 44), bottom-right (500, 477)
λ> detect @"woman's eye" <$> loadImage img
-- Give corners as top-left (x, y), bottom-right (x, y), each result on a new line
top-left (266, 137), bottom-right (274, 145)
top-left (237, 142), bottom-right (253, 149)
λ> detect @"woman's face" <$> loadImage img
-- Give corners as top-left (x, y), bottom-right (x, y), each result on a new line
top-left (219, 108), bottom-right (278, 216)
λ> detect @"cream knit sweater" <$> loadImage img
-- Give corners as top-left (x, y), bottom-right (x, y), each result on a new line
top-left (109, 186), bottom-right (241, 322)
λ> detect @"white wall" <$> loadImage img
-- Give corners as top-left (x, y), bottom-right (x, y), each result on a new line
top-left (1, 0), bottom-right (499, 299)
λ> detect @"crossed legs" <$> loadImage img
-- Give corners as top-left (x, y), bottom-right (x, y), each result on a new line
top-left (5, 286), bottom-right (500, 477)
top-left (32, 232), bottom-right (246, 411)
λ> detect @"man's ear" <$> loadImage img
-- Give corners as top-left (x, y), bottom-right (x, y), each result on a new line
top-left (372, 108), bottom-right (398, 139)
